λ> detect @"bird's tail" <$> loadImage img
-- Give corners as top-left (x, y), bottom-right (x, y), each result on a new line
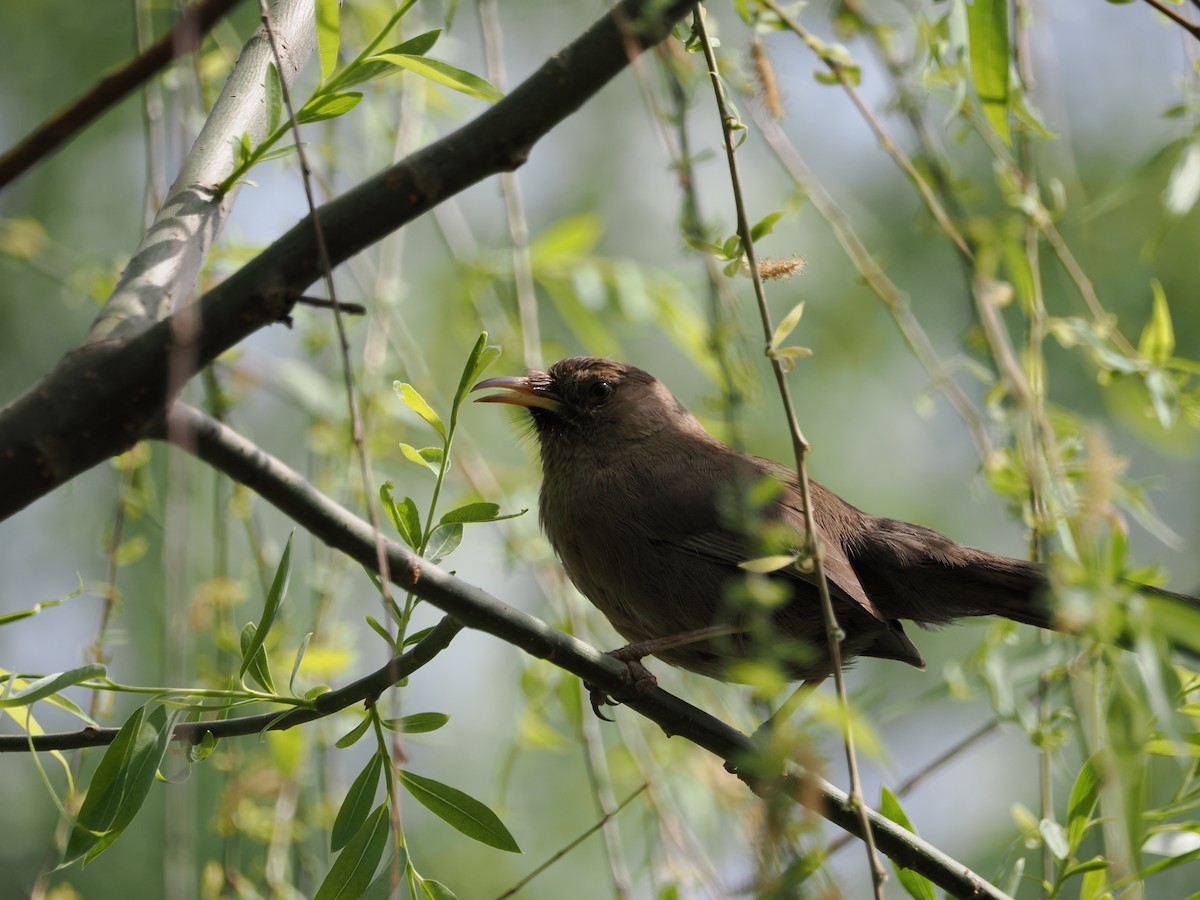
top-left (850, 516), bottom-right (1200, 649)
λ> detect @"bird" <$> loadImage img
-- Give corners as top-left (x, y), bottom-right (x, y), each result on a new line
top-left (472, 356), bottom-right (1199, 691)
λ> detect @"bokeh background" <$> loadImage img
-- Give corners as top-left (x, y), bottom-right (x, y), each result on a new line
top-left (1, 1), bottom-right (1197, 897)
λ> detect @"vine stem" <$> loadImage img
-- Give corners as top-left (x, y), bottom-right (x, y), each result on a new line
top-left (690, 7), bottom-right (887, 897)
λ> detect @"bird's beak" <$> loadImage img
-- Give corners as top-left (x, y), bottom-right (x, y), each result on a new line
top-left (471, 374), bottom-right (563, 413)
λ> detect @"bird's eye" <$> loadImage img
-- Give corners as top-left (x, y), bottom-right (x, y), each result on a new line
top-left (586, 381), bottom-right (614, 404)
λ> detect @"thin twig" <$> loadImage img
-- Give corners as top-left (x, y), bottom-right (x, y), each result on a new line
top-left (493, 785), bottom-right (649, 899)
top-left (1139, 0), bottom-right (1200, 41)
top-left (0, 615), bottom-right (464, 752)
top-left (690, 8), bottom-right (886, 897)
top-left (478, 0), bottom-right (542, 370)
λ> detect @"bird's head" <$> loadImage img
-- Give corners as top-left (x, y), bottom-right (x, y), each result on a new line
top-left (472, 357), bottom-right (701, 453)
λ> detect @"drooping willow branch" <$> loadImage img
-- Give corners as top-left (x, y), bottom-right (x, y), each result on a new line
top-left (0, 616), bottom-right (464, 753)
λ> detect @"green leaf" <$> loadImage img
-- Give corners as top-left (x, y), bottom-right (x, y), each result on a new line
top-left (288, 632), bottom-right (312, 696)
top-left (314, 803), bottom-right (390, 900)
top-left (1138, 280), bottom-right (1175, 368)
top-left (1040, 818), bottom-right (1069, 861)
top-left (336, 715), bottom-right (373, 750)
top-left (769, 301), bottom-right (805, 350)
top-left (265, 63), bottom-right (283, 134)
top-left (398, 770), bottom-right (521, 852)
top-left (361, 849), bottom-right (409, 900)
top-left (317, 0), bottom-right (341, 82)
top-left (420, 881), bottom-right (459, 900)
top-left (394, 382), bottom-right (446, 438)
top-left (401, 626), bottom-right (435, 648)
top-left (385, 712), bottom-right (449, 734)
top-left (0, 577), bottom-right (85, 626)
top-left (398, 444), bottom-right (444, 475)
top-left (1067, 751), bottom-right (1103, 851)
top-left (1164, 140), bottom-right (1200, 217)
top-left (737, 555), bottom-right (799, 574)
top-left (239, 531), bottom-right (292, 684)
top-left (297, 92), bottom-right (363, 124)
top-left (380, 483), bottom-right (421, 549)
top-left (425, 523), bottom-right (462, 564)
top-left (750, 210), bottom-right (784, 241)
top-left (879, 787), bottom-right (936, 900)
top-left (451, 332), bottom-right (502, 423)
top-left (330, 59), bottom-right (402, 91)
top-left (967, 0), bottom-right (1010, 144)
top-left (62, 704), bottom-right (179, 866)
top-left (378, 29), bottom-right (441, 58)
top-left (364, 615), bottom-right (397, 650)
top-left (438, 502), bottom-right (500, 525)
top-left (0, 665), bottom-right (106, 709)
top-left (332, 755), bottom-right (383, 852)
top-left (239, 622), bottom-right (276, 694)
top-left (370, 54), bottom-right (502, 102)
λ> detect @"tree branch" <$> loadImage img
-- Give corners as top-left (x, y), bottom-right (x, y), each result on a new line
top-left (0, 615), bottom-right (463, 753)
top-left (132, 402), bottom-right (1011, 900)
top-left (0, 0), bottom-right (247, 191)
top-left (0, 0), bottom-right (696, 522)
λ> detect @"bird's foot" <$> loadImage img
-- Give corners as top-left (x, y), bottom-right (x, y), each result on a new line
top-left (585, 644), bottom-right (659, 721)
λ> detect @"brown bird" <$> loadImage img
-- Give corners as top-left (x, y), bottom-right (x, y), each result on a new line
top-left (473, 356), bottom-right (1198, 688)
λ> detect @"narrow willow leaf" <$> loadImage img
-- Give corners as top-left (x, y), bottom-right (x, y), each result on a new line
top-left (336, 715), bottom-right (374, 750)
top-left (331, 755), bottom-right (383, 852)
top-left (879, 787), bottom-right (936, 900)
top-left (738, 555), bottom-right (798, 574)
top-left (750, 210), bottom-right (783, 241)
top-left (438, 502), bottom-right (500, 525)
top-left (398, 769), bottom-right (520, 852)
top-left (0, 578), bottom-right (85, 626)
top-left (401, 626), bottom-right (436, 648)
top-left (424, 523), bottom-right (462, 564)
top-left (370, 54), bottom-right (502, 102)
top-left (394, 382), bottom-right (446, 438)
top-left (380, 483), bottom-right (421, 548)
top-left (967, 0), bottom-right (1010, 143)
top-left (364, 615), bottom-right (397, 650)
top-left (0, 665), bottom-right (106, 709)
top-left (239, 531), bottom-right (292, 682)
top-left (297, 91), bottom-right (363, 124)
top-left (316, 0), bottom-right (341, 82)
top-left (1040, 818), bottom-right (1069, 861)
top-left (240, 623), bottom-right (276, 693)
top-left (1138, 280), bottom-right (1175, 368)
top-left (289, 632), bottom-right (313, 695)
top-left (314, 803), bottom-right (390, 900)
top-left (361, 848), bottom-right (409, 900)
top-left (769, 301), bottom-right (805, 350)
top-left (398, 443), bottom-right (443, 475)
top-left (377, 29), bottom-right (441, 58)
top-left (451, 332), bottom-right (501, 423)
top-left (420, 881), bottom-right (459, 900)
top-left (384, 712), bottom-right (449, 734)
top-left (1067, 751), bottom-right (1104, 851)
top-left (265, 63), bottom-right (283, 134)
top-left (62, 704), bottom-right (178, 866)
top-left (1164, 140), bottom-right (1200, 217)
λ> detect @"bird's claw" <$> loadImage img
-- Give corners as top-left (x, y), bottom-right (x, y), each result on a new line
top-left (585, 646), bottom-right (659, 721)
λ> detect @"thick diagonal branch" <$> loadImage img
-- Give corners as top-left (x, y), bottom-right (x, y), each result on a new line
top-left (0, 0), bottom-right (695, 521)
